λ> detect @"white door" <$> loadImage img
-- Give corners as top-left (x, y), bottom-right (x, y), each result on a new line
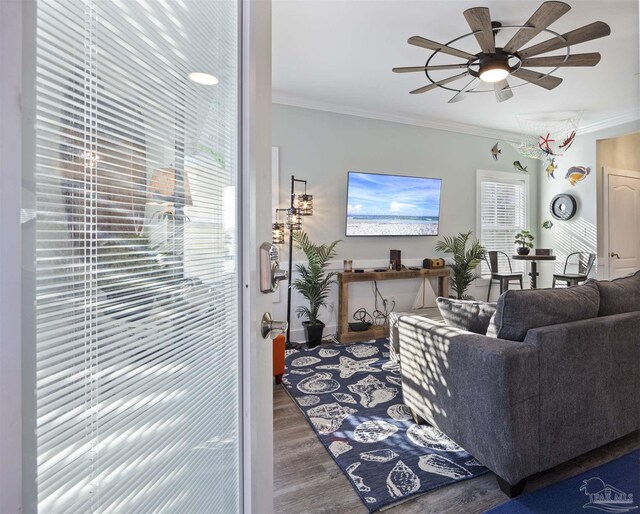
top-left (27, 1), bottom-right (273, 512)
top-left (242, 1), bottom-right (275, 512)
top-left (606, 168), bottom-right (640, 278)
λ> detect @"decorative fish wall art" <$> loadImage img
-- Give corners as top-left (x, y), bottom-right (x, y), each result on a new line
top-left (565, 166), bottom-right (591, 186)
top-left (513, 161), bottom-right (528, 172)
top-left (542, 220), bottom-right (554, 229)
top-left (545, 158), bottom-right (558, 179)
top-left (491, 142), bottom-right (501, 161)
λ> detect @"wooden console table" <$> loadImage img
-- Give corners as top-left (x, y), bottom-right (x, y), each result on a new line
top-left (336, 268), bottom-right (450, 343)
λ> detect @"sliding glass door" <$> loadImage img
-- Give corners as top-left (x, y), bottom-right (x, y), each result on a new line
top-left (34, 0), bottom-right (241, 511)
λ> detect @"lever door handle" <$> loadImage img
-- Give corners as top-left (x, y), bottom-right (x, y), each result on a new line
top-left (272, 267), bottom-right (288, 285)
top-left (610, 252), bottom-right (620, 259)
top-left (261, 312), bottom-right (288, 339)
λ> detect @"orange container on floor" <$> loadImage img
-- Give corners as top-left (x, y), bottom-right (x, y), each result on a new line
top-left (273, 334), bottom-right (286, 384)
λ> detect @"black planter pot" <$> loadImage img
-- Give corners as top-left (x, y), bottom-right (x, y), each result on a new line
top-left (517, 247), bottom-right (530, 256)
top-left (303, 321), bottom-right (325, 348)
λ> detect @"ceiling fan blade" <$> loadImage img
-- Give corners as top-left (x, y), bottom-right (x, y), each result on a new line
top-left (494, 79), bottom-right (514, 102)
top-left (410, 71), bottom-right (470, 94)
top-left (521, 52), bottom-right (601, 67)
top-left (448, 78), bottom-right (480, 103)
top-left (463, 7), bottom-right (495, 54)
top-left (408, 36), bottom-right (476, 60)
top-left (392, 63), bottom-right (470, 73)
top-left (518, 21), bottom-right (611, 59)
top-left (512, 68), bottom-right (563, 90)
top-left (503, 1), bottom-right (571, 54)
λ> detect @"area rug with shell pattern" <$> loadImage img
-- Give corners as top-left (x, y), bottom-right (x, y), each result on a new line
top-left (282, 338), bottom-right (489, 512)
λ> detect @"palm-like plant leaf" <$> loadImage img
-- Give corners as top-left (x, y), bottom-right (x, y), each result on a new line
top-left (292, 231), bottom-right (342, 325)
top-left (435, 230), bottom-right (486, 299)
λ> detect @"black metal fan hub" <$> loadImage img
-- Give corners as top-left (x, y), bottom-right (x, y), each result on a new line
top-left (478, 49), bottom-right (510, 67)
top-left (467, 49), bottom-right (521, 78)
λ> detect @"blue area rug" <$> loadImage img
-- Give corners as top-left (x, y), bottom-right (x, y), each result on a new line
top-left (485, 450), bottom-right (639, 514)
top-left (282, 338), bottom-right (489, 512)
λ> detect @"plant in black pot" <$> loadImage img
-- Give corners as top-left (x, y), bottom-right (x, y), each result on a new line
top-left (435, 230), bottom-right (486, 300)
top-left (292, 230), bottom-right (341, 348)
top-left (514, 230), bottom-right (535, 255)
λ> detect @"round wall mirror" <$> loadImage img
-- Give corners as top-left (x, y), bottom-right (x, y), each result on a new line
top-left (549, 194), bottom-right (577, 220)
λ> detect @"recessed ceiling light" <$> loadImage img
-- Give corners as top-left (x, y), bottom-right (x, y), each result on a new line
top-left (188, 72), bottom-right (219, 85)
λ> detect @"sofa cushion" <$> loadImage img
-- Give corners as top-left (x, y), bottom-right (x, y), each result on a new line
top-left (589, 270), bottom-right (640, 316)
top-left (436, 297), bottom-right (496, 335)
top-left (486, 282), bottom-right (600, 342)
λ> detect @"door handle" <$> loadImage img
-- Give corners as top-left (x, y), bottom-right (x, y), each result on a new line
top-left (261, 312), bottom-right (288, 339)
top-left (610, 252), bottom-right (620, 259)
top-left (260, 242), bottom-right (288, 293)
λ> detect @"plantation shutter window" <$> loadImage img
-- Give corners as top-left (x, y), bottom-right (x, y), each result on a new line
top-left (34, 0), bottom-right (241, 512)
top-left (478, 175), bottom-right (528, 277)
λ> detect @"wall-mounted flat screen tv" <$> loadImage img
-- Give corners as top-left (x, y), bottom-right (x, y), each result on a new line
top-left (345, 171), bottom-right (442, 237)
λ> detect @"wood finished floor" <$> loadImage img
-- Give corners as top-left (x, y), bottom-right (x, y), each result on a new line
top-left (274, 385), bottom-right (639, 514)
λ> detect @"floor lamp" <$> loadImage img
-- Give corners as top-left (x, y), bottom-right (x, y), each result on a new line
top-left (273, 175), bottom-right (312, 348)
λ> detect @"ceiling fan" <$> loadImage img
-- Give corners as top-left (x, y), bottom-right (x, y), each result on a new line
top-left (392, 1), bottom-right (611, 103)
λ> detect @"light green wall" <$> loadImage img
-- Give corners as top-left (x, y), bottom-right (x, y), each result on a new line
top-left (537, 120), bottom-right (639, 286)
top-left (273, 103), bottom-right (540, 264)
top-left (273, 103), bottom-right (542, 336)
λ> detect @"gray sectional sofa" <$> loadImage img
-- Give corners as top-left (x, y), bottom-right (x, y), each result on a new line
top-left (397, 271), bottom-right (640, 497)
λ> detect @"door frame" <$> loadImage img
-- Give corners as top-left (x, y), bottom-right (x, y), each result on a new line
top-left (0, 2), bottom-right (25, 512)
top-left (241, 0), bottom-right (273, 512)
top-left (602, 166), bottom-right (640, 279)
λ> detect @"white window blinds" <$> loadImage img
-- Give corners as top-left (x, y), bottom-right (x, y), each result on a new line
top-left (479, 176), bottom-right (528, 277)
top-left (34, 1), bottom-right (240, 512)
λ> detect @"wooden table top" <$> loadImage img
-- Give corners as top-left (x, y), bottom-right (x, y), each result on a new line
top-left (337, 268), bottom-right (450, 283)
top-left (512, 254), bottom-right (557, 261)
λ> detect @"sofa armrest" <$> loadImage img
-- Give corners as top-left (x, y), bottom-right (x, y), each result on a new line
top-left (398, 315), bottom-right (540, 484)
top-left (524, 311), bottom-right (640, 470)
top-left (389, 309), bottom-right (444, 362)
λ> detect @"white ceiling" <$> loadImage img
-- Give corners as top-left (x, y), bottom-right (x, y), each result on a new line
top-left (272, 0), bottom-right (639, 135)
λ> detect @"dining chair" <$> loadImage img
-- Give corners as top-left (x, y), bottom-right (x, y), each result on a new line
top-left (485, 251), bottom-right (524, 301)
top-left (552, 252), bottom-right (596, 287)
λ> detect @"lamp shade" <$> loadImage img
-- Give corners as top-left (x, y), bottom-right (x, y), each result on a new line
top-left (298, 193), bottom-right (313, 216)
top-left (272, 222), bottom-right (285, 245)
top-left (286, 208), bottom-right (302, 231)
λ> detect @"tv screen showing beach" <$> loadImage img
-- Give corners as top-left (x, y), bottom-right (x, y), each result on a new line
top-left (345, 172), bottom-right (442, 236)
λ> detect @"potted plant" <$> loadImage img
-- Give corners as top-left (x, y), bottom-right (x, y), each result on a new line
top-left (514, 230), bottom-right (535, 255)
top-left (292, 230), bottom-right (341, 348)
top-left (435, 230), bottom-right (486, 300)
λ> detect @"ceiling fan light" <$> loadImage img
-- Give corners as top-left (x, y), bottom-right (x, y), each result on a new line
top-left (479, 62), bottom-right (510, 83)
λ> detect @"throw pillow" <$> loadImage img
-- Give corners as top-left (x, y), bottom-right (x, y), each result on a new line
top-left (588, 270), bottom-right (640, 316)
top-left (436, 297), bottom-right (497, 335)
top-left (486, 281), bottom-right (600, 342)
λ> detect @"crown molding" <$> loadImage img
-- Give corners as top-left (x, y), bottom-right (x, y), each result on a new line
top-left (273, 93), bottom-right (640, 142)
top-left (272, 93), bottom-right (522, 143)
top-left (578, 110), bottom-right (640, 135)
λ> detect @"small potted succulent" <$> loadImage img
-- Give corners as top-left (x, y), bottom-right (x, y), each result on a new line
top-left (514, 230), bottom-right (535, 255)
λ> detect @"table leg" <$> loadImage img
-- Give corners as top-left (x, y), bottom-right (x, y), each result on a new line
top-left (438, 275), bottom-right (449, 298)
top-left (337, 279), bottom-right (349, 342)
top-left (529, 261), bottom-right (538, 289)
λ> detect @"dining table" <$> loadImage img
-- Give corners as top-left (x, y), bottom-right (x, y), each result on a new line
top-left (512, 254), bottom-right (557, 289)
